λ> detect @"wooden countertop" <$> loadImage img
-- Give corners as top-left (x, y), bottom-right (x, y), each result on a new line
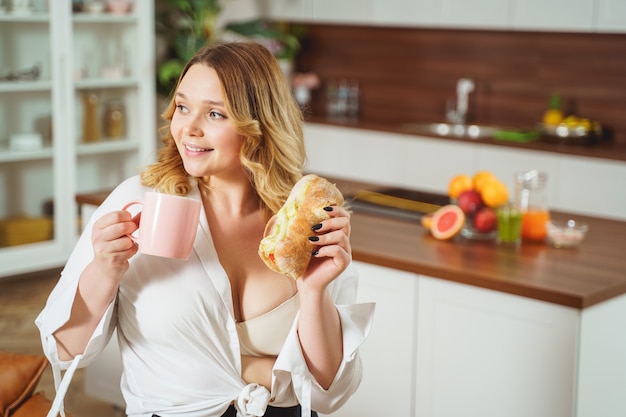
top-left (76, 179), bottom-right (626, 310)
top-left (331, 177), bottom-right (626, 310)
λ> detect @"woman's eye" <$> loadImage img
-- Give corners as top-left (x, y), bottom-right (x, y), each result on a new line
top-left (208, 110), bottom-right (225, 120)
top-left (175, 104), bottom-right (188, 113)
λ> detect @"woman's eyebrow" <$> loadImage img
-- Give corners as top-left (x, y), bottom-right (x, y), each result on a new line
top-left (175, 92), bottom-right (224, 106)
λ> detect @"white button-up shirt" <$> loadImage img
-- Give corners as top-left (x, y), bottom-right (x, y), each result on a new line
top-left (36, 176), bottom-right (375, 417)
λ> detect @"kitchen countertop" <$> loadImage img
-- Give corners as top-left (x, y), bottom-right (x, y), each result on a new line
top-left (307, 116), bottom-right (626, 163)
top-left (331, 177), bottom-right (626, 310)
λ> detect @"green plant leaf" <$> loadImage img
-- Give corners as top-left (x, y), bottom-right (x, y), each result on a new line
top-left (158, 59), bottom-right (184, 87)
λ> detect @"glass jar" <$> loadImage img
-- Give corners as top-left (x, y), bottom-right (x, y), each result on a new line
top-left (515, 170), bottom-right (550, 242)
top-left (82, 92), bottom-right (100, 143)
top-left (103, 100), bottom-right (126, 139)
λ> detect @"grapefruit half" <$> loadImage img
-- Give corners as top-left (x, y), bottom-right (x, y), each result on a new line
top-left (430, 205), bottom-right (466, 240)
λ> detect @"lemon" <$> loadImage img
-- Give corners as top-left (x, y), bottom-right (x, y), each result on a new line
top-left (543, 110), bottom-right (563, 126)
top-left (543, 94), bottom-right (563, 126)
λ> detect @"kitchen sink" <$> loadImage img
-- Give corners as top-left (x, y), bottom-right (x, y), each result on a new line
top-left (401, 122), bottom-right (502, 139)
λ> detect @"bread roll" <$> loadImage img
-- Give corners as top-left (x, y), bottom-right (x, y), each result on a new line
top-left (258, 174), bottom-right (344, 279)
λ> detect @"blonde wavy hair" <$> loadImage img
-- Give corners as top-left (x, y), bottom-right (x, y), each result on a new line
top-left (141, 42), bottom-right (306, 217)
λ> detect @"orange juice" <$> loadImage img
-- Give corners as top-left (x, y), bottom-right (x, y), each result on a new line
top-left (521, 210), bottom-right (550, 241)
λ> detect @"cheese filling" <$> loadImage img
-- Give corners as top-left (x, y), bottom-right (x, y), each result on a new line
top-left (259, 180), bottom-right (311, 258)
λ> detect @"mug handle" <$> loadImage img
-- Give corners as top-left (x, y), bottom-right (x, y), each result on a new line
top-left (122, 201), bottom-right (142, 244)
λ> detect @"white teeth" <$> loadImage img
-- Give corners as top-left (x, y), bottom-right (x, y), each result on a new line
top-left (186, 144), bottom-right (210, 152)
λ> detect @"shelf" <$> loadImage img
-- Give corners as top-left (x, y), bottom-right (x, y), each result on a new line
top-left (0, 140), bottom-right (138, 162)
top-left (0, 147), bottom-right (53, 162)
top-left (72, 13), bottom-right (137, 24)
top-left (74, 77), bottom-right (139, 90)
top-left (0, 12), bottom-right (49, 23)
top-left (0, 80), bottom-right (52, 93)
top-left (77, 140), bottom-right (139, 155)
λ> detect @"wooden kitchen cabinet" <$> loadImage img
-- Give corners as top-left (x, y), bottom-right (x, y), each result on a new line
top-left (323, 261), bottom-right (418, 416)
top-left (0, 2), bottom-right (156, 278)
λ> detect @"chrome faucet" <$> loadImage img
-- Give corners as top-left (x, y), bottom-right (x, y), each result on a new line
top-left (446, 78), bottom-right (475, 125)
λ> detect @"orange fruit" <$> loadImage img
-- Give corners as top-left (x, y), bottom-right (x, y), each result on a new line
top-left (480, 179), bottom-right (509, 208)
top-left (472, 171), bottom-right (497, 193)
top-left (447, 174), bottom-right (473, 199)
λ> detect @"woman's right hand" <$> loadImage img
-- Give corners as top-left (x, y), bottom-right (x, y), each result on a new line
top-left (90, 210), bottom-right (139, 277)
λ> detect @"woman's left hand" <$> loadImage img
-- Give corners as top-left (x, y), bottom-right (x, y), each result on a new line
top-left (299, 205), bottom-right (352, 290)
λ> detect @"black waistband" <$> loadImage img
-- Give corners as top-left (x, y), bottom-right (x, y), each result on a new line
top-left (152, 404), bottom-right (317, 417)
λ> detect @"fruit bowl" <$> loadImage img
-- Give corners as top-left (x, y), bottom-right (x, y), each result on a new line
top-left (460, 217), bottom-right (497, 240)
top-left (546, 219), bottom-right (588, 248)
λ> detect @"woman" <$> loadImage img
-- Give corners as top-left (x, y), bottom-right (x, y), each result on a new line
top-left (36, 42), bottom-right (374, 417)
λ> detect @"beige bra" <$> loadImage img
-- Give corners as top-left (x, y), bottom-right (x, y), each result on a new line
top-left (236, 295), bottom-right (300, 357)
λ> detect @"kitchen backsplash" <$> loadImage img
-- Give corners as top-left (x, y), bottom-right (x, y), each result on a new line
top-left (297, 24), bottom-right (626, 145)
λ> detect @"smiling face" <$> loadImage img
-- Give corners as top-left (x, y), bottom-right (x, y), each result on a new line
top-left (170, 64), bottom-right (245, 181)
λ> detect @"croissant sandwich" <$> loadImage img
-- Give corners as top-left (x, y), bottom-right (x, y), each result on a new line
top-left (259, 174), bottom-right (344, 279)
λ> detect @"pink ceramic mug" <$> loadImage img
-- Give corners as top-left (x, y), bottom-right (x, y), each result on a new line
top-left (122, 191), bottom-right (202, 259)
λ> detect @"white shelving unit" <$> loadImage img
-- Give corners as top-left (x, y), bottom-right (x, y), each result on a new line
top-left (0, 1), bottom-right (156, 278)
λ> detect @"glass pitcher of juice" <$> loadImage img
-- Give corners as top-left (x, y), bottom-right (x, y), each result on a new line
top-left (515, 170), bottom-right (549, 241)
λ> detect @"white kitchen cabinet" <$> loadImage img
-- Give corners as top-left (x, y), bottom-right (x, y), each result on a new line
top-left (415, 276), bottom-right (578, 417)
top-left (311, 0), bottom-right (375, 24)
top-left (371, 0), bottom-right (439, 27)
top-left (303, 124), bottom-right (411, 188)
top-left (577, 292), bottom-right (626, 417)
top-left (261, 0), bottom-right (621, 33)
top-left (439, 0), bottom-right (512, 29)
top-left (596, 0), bottom-right (626, 32)
top-left (0, 2), bottom-right (156, 278)
top-left (256, 0), bottom-right (312, 21)
top-left (324, 261), bottom-right (418, 416)
top-left (513, 0), bottom-right (595, 31)
top-left (326, 261), bottom-right (626, 417)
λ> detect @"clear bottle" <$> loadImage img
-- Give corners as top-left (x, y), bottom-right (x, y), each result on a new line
top-left (103, 99), bottom-right (126, 139)
top-left (515, 170), bottom-right (550, 242)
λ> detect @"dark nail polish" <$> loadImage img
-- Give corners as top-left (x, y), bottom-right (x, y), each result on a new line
top-left (323, 206), bottom-right (333, 212)
top-left (312, 249), bottom-right (319, 256)
top-left (311, 223), bottom-right (323, 231)
top-left (308, 236), bottom-right (320, 242)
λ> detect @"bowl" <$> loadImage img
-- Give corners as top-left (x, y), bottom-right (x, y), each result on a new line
top-left (546, 219), bottom-right (588, 248)
top-left (106, 0), bottom-right (133, 14)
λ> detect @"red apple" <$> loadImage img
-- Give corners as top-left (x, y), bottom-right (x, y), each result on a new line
top-left (457, 190), bottom-right (483, 216)
top-left (474, 207), bottom-right (497, 233)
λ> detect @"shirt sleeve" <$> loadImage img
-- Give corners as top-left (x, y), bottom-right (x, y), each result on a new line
top-left (271, 262), bottom-right (376, 415)
top-left (35, 176), bottom-right (145, 369)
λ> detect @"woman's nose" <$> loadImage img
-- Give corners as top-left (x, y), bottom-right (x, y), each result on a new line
top-left (183, 121), bottom-right (203, 137)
